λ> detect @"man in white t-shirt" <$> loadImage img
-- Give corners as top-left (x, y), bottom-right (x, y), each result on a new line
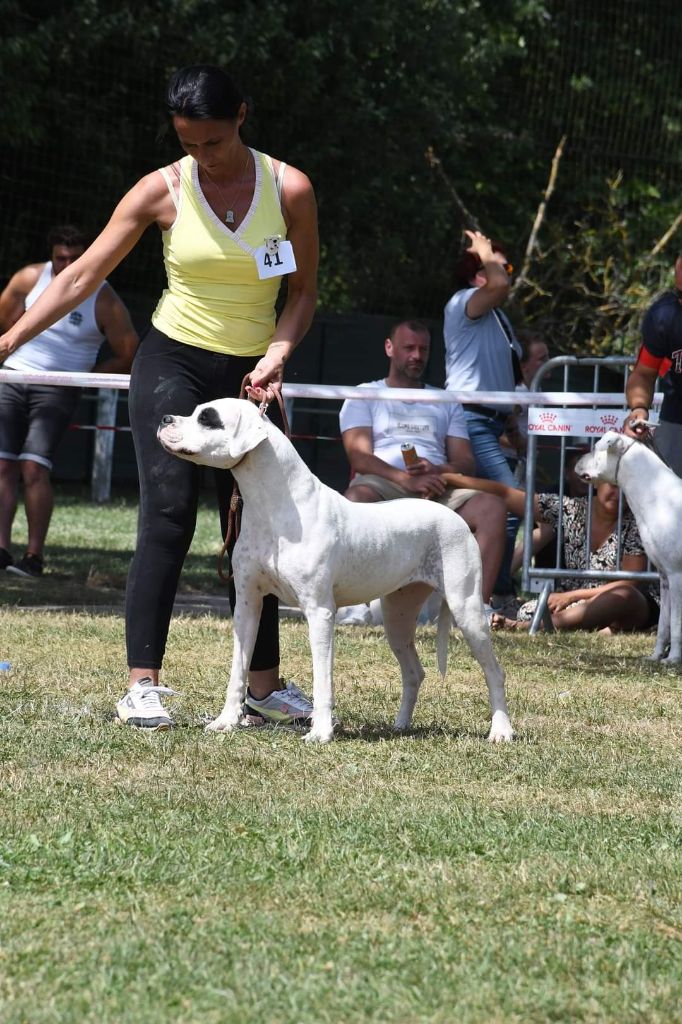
top-left (338, 320), bottom-right (507, 619)
top-left (0, 224), bottom-right (138, 577)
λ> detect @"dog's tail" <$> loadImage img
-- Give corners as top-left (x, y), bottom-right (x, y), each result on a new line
top-left (436, 600), bottom-right (451, 677)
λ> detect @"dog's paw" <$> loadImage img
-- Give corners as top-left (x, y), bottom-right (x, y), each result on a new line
top-left (302, 727), bottom-right (334, 745)
top-left (658, 653), bottom-right (682, 666)
top-left (644, 651), bottom-right (666, 662)
top-left (487, 712), bottom-right (514, 743)
top-left (205, 713), bottom-right (241, 733)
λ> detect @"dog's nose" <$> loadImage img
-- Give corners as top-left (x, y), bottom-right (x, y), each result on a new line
top-left (160, 415), bottom-right (175, 426)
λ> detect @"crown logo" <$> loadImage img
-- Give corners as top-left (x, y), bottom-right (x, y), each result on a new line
top-left (600, 414), bottom-right (619, 427)
top-left (539, 411), bottom-right (557, 424)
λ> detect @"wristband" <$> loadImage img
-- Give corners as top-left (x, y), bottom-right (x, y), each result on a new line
top-left (628, 406), bottom-right (649, 414)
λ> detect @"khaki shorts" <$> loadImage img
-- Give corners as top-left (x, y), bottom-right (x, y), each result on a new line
top-left (348, 473), bottom-right (480, 512)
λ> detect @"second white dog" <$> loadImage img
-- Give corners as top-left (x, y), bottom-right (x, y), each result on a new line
top-left (158, 398), bottom-right (513, 743)
top-left (575, 431), bottom-right (681, 662)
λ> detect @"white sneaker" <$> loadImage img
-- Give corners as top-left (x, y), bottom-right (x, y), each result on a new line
top-left (115, 678), bottom-right (179, 729)
top-left (244, 680), bottom-right (314, 725)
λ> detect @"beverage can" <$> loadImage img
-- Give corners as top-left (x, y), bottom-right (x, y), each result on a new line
top-left (400, 443), bottom-right (419, 467)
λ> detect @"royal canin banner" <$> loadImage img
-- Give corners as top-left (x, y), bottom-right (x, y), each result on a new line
top-left (527, 407), bottom-right (660, 437)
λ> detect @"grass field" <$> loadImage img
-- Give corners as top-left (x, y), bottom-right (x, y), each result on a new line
top-left (0, 484), bottom-right (228, 610)
top-left (1, 491), bottom-right (681, 1023)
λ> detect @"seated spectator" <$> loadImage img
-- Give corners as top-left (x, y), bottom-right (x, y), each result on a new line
top-left (338, 320), bottom-right (507, 620)
top-left (511, 444), bottom-right (589, 574)
top-left (517, 331), bottom-right (550, 397)
top-left (443, 471), bottom-right (659, 634)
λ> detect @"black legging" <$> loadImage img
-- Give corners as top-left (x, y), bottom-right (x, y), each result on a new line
top-left (125, 326), bottom-right (281, 670)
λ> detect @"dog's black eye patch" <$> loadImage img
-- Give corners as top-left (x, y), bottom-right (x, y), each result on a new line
top-left (197, 407), bottom-right (224, 431)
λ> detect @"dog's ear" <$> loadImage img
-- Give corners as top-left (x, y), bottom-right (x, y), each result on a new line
top-left (228, 402), bottom-right (269, 460)
top-left (605, 432), bottom-right (628, 454)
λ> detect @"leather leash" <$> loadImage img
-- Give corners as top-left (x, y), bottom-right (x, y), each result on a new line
top-left (217, 377), bottom-right (290, 582)
top-left (631, 419), bottom-right (671, 469)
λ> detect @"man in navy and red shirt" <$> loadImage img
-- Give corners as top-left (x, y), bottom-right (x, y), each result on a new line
top-left (625, 253), bottom-right (682, 476)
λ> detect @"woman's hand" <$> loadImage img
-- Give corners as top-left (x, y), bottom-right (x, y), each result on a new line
top-left (244, 342), bottom-right (288, 403)
top-left (464, 229), bottom-right (496, 264)
top-left (547, 591), bottom-right (579, 613)
top-left (442, 471), bottom-right (473, 489)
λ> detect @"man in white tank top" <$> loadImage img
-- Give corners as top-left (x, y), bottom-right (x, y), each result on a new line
top-left (0, 225), bottom-right (139, 577)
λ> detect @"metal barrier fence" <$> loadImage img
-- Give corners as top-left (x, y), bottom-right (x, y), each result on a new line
top-left (1, 365), bottom-right (663, 626)
top-left (521, 356), bottom-right (661, 634)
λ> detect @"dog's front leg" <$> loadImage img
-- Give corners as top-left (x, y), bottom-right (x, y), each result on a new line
top-left (302, 605), bottom-right (336, 744)
top-left (661, 574), bottom-right (682, 664)
top-left (648, 573), bottom-right (670, 662)
top-left (206, 582), bottom-right (263, 733)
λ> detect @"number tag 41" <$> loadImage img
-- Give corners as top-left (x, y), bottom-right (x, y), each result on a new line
top-left (254, 235), bottom-right (297, 280)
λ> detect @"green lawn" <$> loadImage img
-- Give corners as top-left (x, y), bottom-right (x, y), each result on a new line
top-left (1, 493), bottom-right (681, 1022)
top-left (0, 483), bottom-right (229, 609)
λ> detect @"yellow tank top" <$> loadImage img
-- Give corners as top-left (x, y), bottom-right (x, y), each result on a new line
top-left (152, 150), bottom-right (287, 356)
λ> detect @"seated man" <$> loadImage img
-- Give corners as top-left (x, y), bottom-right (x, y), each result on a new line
top-left (338, 319), bottom-right (507, 622)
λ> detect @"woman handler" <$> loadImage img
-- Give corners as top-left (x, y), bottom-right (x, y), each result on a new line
top-left (0, 65), bottom-right (319, 728)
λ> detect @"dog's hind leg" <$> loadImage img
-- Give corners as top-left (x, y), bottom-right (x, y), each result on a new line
top-left (661, 573), bottom-right (682, 664)
top-left (303, 602), bottom-right (336, 744)
top-left (381, 584), bottom-right (432, 731)
top-left (445, 583), bottom-right (513, 743)
top-left (206, 583), bottom-right (263, 733)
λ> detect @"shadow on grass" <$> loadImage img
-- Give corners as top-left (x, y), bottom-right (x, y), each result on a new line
top-left (0, 543), bottom-right (229, 609)
top-left (336, 722), bottom-right (499, 743)
top-left (491, 631), bottom-right (674, 673)
top-left (91, 705), bottom-right (503, 743)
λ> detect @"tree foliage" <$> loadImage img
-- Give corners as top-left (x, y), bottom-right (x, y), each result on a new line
top-left (511, 177), bottom-right (679, 356)
top-left (2, 0), bottom-right (681, 354)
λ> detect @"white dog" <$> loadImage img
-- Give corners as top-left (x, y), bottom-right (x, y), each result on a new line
top-left (575, 431), bottom-right (681, 662)
top-left (158, 398), bottom-right (513, 743)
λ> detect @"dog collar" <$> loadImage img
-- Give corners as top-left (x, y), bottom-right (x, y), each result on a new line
top-left (613, 448), bottom-right (624, 486)
top-left (613, 436), bottom-right (636, 486)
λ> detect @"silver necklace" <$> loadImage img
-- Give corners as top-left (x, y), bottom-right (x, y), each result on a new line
top-left (206, 149), bottom-right (251, 224)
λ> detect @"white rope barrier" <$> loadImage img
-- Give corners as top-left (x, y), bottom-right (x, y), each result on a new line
top-left (279, 385), bottom-right (662, 408)
top-left (0, 369), bottom-right (663, 408)
top-left (0, 369), bottom-right (131, 390)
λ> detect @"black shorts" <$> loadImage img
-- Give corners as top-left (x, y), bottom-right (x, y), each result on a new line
top-left (0, 379), bottom-right (81, 469)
